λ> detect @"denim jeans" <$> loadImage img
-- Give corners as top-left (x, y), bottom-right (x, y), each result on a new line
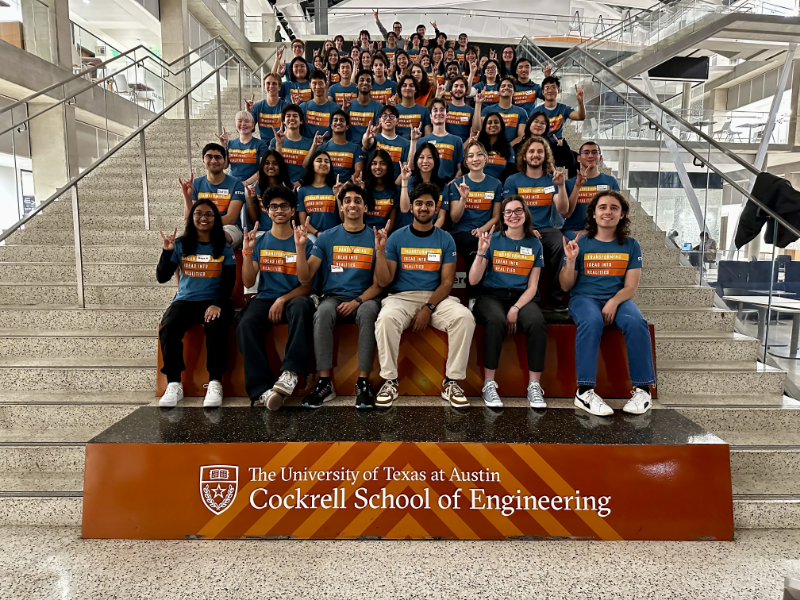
top-left (568, 295), bottom-right (656, 387)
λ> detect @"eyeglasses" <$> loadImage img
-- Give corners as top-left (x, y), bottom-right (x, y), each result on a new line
top-left (193, 212), bottom-right (216, 219)
top-left (268, 203), bottom-right (291, 212)
top-left (204, 154), bottom-right (225, 161)
top-left (381, 114), bottom-right (397, 120)
top-left (581, 150), bottom-right (600, 156)
top-left (503, 208), bottom-right (525, 217)
top-left (542, 86), bottom-right (558, 92)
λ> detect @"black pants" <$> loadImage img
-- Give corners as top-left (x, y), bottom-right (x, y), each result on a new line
top-left (536, 227), bottom-right (566, 306)
top-left (159, 298), bottom-right (234, 383)
top-left (451, 230), bottom-right (481, 298)
top-left (474, 290), bottom-right (547, 372)
top-left (235, 296), bottom-right (314, 401)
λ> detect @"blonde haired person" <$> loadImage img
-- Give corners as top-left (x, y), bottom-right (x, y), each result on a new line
top-left (216, 111), bottom-right (267, 187)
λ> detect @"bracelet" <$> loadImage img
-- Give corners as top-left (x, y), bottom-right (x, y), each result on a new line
top-left (476, 254), bottom-right (486, 259)
top-left (511, 305), bottom-right (520, 311)
top-left (242, 250), bottom-right (253, 256)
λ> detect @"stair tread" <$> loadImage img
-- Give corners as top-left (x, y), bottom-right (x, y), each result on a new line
top-left (659, 393), bottom-right (797, 407)
top-left (0, 428), bottom-right (103, 443)
top-left (0, 329), bottom-right (156, 337)
top-left (712, 431), bottom-right (800, 446)
top-left (655, 331), bottom-right (755, 341)
top-left (0, 391), bottom-right (154, 404)
top-left (658, 361), bottom-right (784, 373)
top-left (0, 357), bottom-right (156, 368)
top-left (732, 473), bottom-right (800, 495)
top-left (0, 472), bottom-right (83, 492)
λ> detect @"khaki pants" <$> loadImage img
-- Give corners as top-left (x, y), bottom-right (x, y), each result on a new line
top-left (375, 291), bottom-right (475, 381)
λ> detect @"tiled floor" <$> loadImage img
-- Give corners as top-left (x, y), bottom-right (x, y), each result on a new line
top-left (0, 526), bottom-right (799, 599)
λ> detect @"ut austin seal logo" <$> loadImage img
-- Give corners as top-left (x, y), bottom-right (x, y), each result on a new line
top-left (200, 465), bottom-right (238, 515)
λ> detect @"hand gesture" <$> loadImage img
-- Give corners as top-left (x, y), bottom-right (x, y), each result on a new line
top-left (455, 176), bottom-right (470, 201)
top-left (466, 131), bottom-right (478, 146)
top-left (574, 230), bottom-right (586, 241)
top-left (468, 59), bottom-right (478, 74)
top-left (276, 46), bottom-right (285, 60)
top-left (353, 39), bottom-right (358, 48)
top-left (373, 8), bottom-right (379, 20)
top-left (389, 54), bottom-right (395, 69)
top-left (336, 300), bottom-right (360, 317)
top-left (387, 94), bottom-right (397, 107)
top-left (370, 41), bottom-right (376, 52)
top-left (332, 174), bottom-right (344, 198)
top-left (410, 125), bottom-right (422, 141)
top-left (272, 126), bottom-right (285, 148)
top-left (312, 130), bottom-right (328, 148)
top-left (204, 305), bottom-right (222, 322)
top-left (293, 180), bottom-right (301, 192)
top-left (435, 84), bottom-right (445, 99)
top-left (290, 88), bottom-right (300, 104)
top-left (268, 296), bottom-right (285, 324)
top-left (400, 161), bottom-right (411, 184)
top-left (552, 166), bottom-right (565, 186)
top-left (553, 135), bottom-right (564, 146)
top-left (430, 20), bottom-right (438, 30)
top-left (245, 93), bottom-right (255, 111)
top-left (575, 84), bottom-right (584, 103)
top-left (477, 224), bottom-right (494, 254)
top-left (159, 227), bottom-right (178, 251)
top-left (215, 127), bottom-right (229, 146)
top-left (374, 220), bottom-right (391, 251)
top-left (278, 59), bottom-right (286, 74)
top-left (575, 167), bottom-right (588, 188)
top-left (243, 223), bottom-right (259, 253)
top-left (178, 173), bottom-right (194, 198)
top-left (245, 183), bottom-right (256, 203)
top-left (292, 216), bottom-right (308, 247)
top-left (342, 95), bottom-right (352, 111)
top-left (506, 305), bottom-right (518, 335)
top-left (475, 90), bottom-right (486, 105)
top-left (489, 49), bottom-right (497, 60)
top-left (411, 303), bottom-right (432, 332)
top-left (563, 236), bottom-right (579, 261)
top-left (351, 171), bottom-right (364, 188)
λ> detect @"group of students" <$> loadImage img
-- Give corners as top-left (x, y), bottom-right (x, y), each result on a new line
top-left (157, 26), bottom-right (655, 417)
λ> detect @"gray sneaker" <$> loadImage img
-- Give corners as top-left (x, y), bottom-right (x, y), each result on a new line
top-left (527, 380), bottom-right (546, 409)
top-left (481, 380), bottom-right (502, 408)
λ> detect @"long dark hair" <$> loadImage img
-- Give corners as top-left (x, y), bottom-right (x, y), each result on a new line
top-left (299, 150), bottom-right (336, 188)
top-left (181, 198), bottom-right (227, 258)
top-left (499, 45), bottom-right (517, 78)
top-left (478, 112), bottom-right (511, 159)
top-left (410, 63), bottom-right (431, 98)
top-left (585, 190), bottom-right (631, 244)
top-left (521, 111), bottom-right (551, 146)
top-left (288, 57), bottom-right (308, 82)
top-left (392, 50), bottom-right (410, 80)
top-left (411, 142), bottom-right (446, 190)
top-left (258, 150), bottom-right (292, 194)
top-left (364, 149), bottom-right (397, 203)
top-left (500, 195), bottom-right (536, 239)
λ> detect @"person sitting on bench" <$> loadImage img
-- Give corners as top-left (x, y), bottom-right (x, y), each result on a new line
top-left (559, 190), bottom-right (655, 417)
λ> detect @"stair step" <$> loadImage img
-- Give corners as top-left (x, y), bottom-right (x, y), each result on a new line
top-left (0, 246), bottom-right (164, 263)
top-left (641, 306), bottom-right (734, 331)
top-left (0, 357), bottom-right (155, 391)
top-left (0, 445), bottom-right (85, 471)
top-left (0, 403), bottom-right (138, 428)
top-left (0, 495), bottom-right (82, 526)
top-left (634, 286), bottom-right (713, 307)
top-left (0, 472), bottom-right (83, 492)
top-left (654, 331), bottom-right (757, 362)
top-left (27, 215), bottom-right (184, 231)
top-left (0, 329), bottom-right (156, 358)
top-left (678, 407), bottom-right (800, 435)
top-left (733, 495), bottom-right (800, 529)
top-left (0, 390), bottom-right (155, 405)
top-left (658, 393), bottom-right (797, 407)
top-left (0, 306), bottom-right (163, 330)
top-left (658, 363), bottom-right (785, 396)
top-left (731, 447), bottom-right (800, 478)
top-left (639, 265), bottom-right (695, 285)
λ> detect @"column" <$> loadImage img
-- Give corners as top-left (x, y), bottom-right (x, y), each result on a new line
top-left (262, 12), bottom-right (277, 42)
top-left (28, 100), bottom-right (80, 203)
top-left (160, 0), bottom-right (191, 105)
top-left (314, 0), bottom-right (328, 35)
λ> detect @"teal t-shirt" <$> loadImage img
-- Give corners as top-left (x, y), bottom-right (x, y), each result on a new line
top-left (297, 184), bottom-right (339, 233)
top-left (445, 103), bottom-right (474, 141)
top-left (250, 99), bottom-right (285, 143)
top-left (329, 82), bottom-right (358, 106)
top-left (485, 146), bottom-right (514, 181)
top-left (227, 138), bottom-right (268, 182)
top-left (364, 186), bottom-right (399, 230)
top-left (320, 139), bottom-right (365, 181)
top-left (541, 102), bottom-right (573, 139)
top-left (563, 173), bottom-right (620, 232)
top-left (475, 82), bottom-right (499, 106)
top-left (481, 232), bottom-right (544, 291)
top-left (268, 136), bottom-right (313, 184)
top-left (503, 173), bottom-right (563, 229)
top-left (280, 80), bottom-right (312, 103)
top-left (310, 224), bottom-right (375, 297)
top-left (512, 81), bottom-right (542, 117)
top-left (397, 176), bottom-right (449, 229)
top-left (448, 174), bottom-right (503, 234)
top-left (370, 79), bottom-right (397, 105)
top-left (385, 225), bottom-right (457, 293)
top-left (171, 239), bottom-right (236, 302)
top-left (396, 103), bottom-right (431, 139)
top-left (252, 231), bottom-right (312, 299)
top-left (481, 105), bottom-right (528, 143)
top-left (373, 133), bottom-right (410, 180)
top-left (192, 174), bottom-right (245, 227)
top-left (418, 132), bottom-right (464, 180)
top-left (299, 99), bottom-right (342, 139)
top-left (567, 236), bottom-right (643, 300)
top-left (347, 98), bottom-right (383, 143)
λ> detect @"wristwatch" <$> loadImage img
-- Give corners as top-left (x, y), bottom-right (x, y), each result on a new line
top-left (425, 303), bottom-right (437, 313)
top-left (354, 297), bottom-right (363, 304)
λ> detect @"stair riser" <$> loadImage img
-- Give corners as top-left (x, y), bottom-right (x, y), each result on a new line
top-left (679, 409), bottom-right (800, 432)
top-left (48, 201), bottom-right (186, 217)
top-left (0, 445), bottom-right (85, 472)
top-left (26, 215), bottom-right (186, 231)
top-left (734, 500), bottom-right (800, 529)
top-left (0, 309), bottom-right (163, 330)
top-left (0, 497), bottom-right (81, 526)
top-left (0, 368), bottom-right (155, 391)
top-left (731, 450), bottom-right (800, 477)
top-left (642, 309), bottom-right (734, 331)
top-left (634, 286), bottom-right (713, 307)
top-left (7, 229), bottom-right (161, 245)
top-left (639, 268), bottom-right (695, 285)
top-left (0, 286), bottom-right (78, 305)
top-left (0, 336), bottom-right (156, 359)
top-left (655, 338), bottom-right (757, 362)
top-left (659, 371), bottom-right (785, 395)
top-left (0, 405), bottom-right (137, 428)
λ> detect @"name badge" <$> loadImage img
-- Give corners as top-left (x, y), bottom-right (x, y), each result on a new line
top-left (427, 252), bottom-right (441, 262)
top-left (485, 192), bottom-right (495, 200)
top-left (285, 254), bottom-right (297, 264)
top-left (196, 255), bottom-right (211, 262)
top-left (544, 186), bottom-right (556, 193)
top-left (331, 265), bottom-right (343, 273)
top-left (597, 185), bottom-right (609, 191)
top-left (217, 189), bottom-right (229, 195)
top-left (520, 247), bottom-right (532, 255)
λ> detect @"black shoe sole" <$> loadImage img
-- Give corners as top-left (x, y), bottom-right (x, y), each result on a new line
top-left (302, 392), bottom-right (337, 409)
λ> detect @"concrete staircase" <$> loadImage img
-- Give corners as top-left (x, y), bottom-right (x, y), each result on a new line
top-left (0, 86), bottom-right (796, 532)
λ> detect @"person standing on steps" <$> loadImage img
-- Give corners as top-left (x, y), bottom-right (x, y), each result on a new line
top-left (563, 141), bottom-right (619, 241)
top-left (469, 196), bottom-right (547, 409)
top-left (559, 190), bottom-right (654, 417)
top-left (156, 199), bottom-right (236, 409)
top-left (395, 75), bottom-right (432, 139)
top-left (329, 58), bottom-right (357, 107)
top-left (474, 78), bottom-right (527, 146)
top-left (444, 75), bottom-right (476, 142)
top-left (363, 149), bottom-right (399, 233)
top-left (296, 150), bottom-right (340, 238)
top-left (300, 70), bottom-right (342, 140)
top-left (369, 52), bottom-right (397, 104)
top-left (539, 76), bottom-right (586, 141)
top-left (268, 104), bottom-right (314, 186)
top-left (513, 58), bottom-right (549, 117)
top-left (398, 142), bottom-right (449, 229)
top-left (246, 72), bottom-right (285, 146)
top-left (347, 71), bottom-right (384, 144)
top-left (244, 150), bottom-right (292, 231)
top-left (503, 136), bottom-right (569, 311)
top-left (294, 182), bottom-right (383, 409)
top-left (280, 57), bottom-right (312, 104)
top-left (237, 186), bottom-right (315, 411)
top-left (217, 111), bottom-right (268, 187)
top-left (179, 143), bottom-right (245, 249)
top-left (373, 182), bottom-right (475, 410)
top-left (475, 107), bottom-right (516, 182)
top-left (418, 98), bottom-right (463, 180)
top-left (361, 105), bottom-right (415, 182)
top-left (320, 109), bottom-right (365, 183)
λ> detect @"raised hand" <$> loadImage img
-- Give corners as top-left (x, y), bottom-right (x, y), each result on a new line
top-left (575, 84), bottom-right (585, 103)
top-left (178, 173), bottom-right (194, 198)
top-left (435, 84), bottom-right (445, 99)
top-left (489, 49), bottom-right (497, 60)
top-left (430, 20), bottom-right (437, 30)
top-left (243, 223), bottom-right (259, 253)
top-left (466, 131), bottom-right (478, 146)
top-left (553, 166), bottom-right (565, 186)
top-left (474, 90), bottom-right (486, 105)
top-left (278, 60), bottom-right (286, 74)
top-left (351, 171), bottom-right (364, 188)
top-left (276, 46), bottom-right (285, 60)
top-left (342, 95), bottom-right (352, 111)
top-left (290, 88), bottom-right (300, 104)
top-left (448, 40), bottom-right (455, 48)
top-left (215, 127), bottom-right (229, 146)
top-left (292, 216), bottom-right (308, 247)
top-left (332, 174), bottom-right (344, 198)
top-left (245, 93), bottom-right (255, 111)
top-left (312, 130), bottom-right (327, 148)
top-left (373, 8), bottom-right (379, 19)
top-left (575, 167), bottom-right (588, 188)
top-left (272, 126), bottom-right (285, 148)
top-left (374, 220), bottom-right (390, 251)
top-left (400, 160), bottom-right (411, 184)
top-left (477, 224), bottom-right (494, 255)
top-left (544, 64), bottom-right (552, 77)
top-left (387, 94), bottom-right (397, 107)
top-left (245, 183), bottom-right (256, 203)
top-left (563, 236), bottom-right (579, 261)
top-left (410, 125), bottom-right (422, 141)
top-left (456, 176), bottom-right (470, 201)
top-left (159, 227), bottom-right (178, 251)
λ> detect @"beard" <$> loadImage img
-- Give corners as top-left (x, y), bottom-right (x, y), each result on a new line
top-left (413, 211), bottom-right (435, 225)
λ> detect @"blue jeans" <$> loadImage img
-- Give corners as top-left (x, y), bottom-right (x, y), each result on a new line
top-left (562, 229), bottom-right (580, 241)
top-left (568, 296), bottom-right (656, 387)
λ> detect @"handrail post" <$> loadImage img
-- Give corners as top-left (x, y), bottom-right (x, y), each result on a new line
top-left (71, 185), bottom-right (86, 308)
top-left (238, 62), bottom-right (242, 110)
top-left (139, 130), bottom-right (150, 230)
top-left (216, 70), bottom-right (223, 135)
top-left (184, 96), bottom-right (192, 172)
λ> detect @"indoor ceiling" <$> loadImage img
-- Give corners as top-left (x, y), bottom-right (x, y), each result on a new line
top-left (69, 0), bottom-right (161, 54)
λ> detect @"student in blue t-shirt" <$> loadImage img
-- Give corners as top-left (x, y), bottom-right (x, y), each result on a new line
top-left (244, 150), bottom-right (292, 231)
top-left (363, 148), bottom-right (399, 232)
top-left (395, 75), bottom-right (432, 139)
top-left (469, 196), bottom-right (547, 409)
top-left (474, 78), bottom-right (527, 146)
top-left (179, 143), bottom-right (246, 249)
top-left (503, 136), bottom-right (569, 310)
top-left (347, 71), bottom-right (383, 143)
top-left (280, 57), bottom-right (312, 104)
top-left (563, 142), bottom-right (620, 240)
top-left (237, 186), bottom-right (315, 411)
top-left (268, 104), bottom-right (314, 185)
top-left (476, 110), bottom-right (515, 182)
top-left (320, 110), bottom-right (365, 183)
top-left (245, 72), bottom-right (285, 145)
top-left (220, 111), bottom-right (268, 186)
top-left (398, 142), bottom-right (449, 230)
top-left (448, 140), bottom-right (503, 298)
top-left (328, 58), bottom-right (357, 107)
top-left (418, 98), bottom-right (463, 181)
top-left (373, 182), bottom-right (476, 410)
top-left (294, 182), bottom-right (383, 410)
top-left (560, 190), bottom-right (655, 418)
top-left (299, 70), bottom-right (341, 140)
top-left (540, 76), bottom-right (586, 140)
top-left (369, 53), bottom-right (397, 105)
top-left (296, 150), bottom-right (339, 236)
top-left (156, 198), bottom-right (236, 410)
top-left (361, 104), bottom-right (414, 182)
top-left (512, 58), bottom-right (545, 117)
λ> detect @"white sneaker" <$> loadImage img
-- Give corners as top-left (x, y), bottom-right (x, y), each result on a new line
top-left (574, 388), bottom-right (613, 417)
top-left (159, 382), bottom-right (183, 407)
top-left (376, 380), bottom-right (398, 408)
top-left (623, 388), bottom-right (652, 415)
top-left (527, 380), bottom-right (546, 409)
top-left (264, 371), bottom-right (297, 412)
top-left (261, 390), bottom-right (284, 411)
top-left (442, 379), bottom-right (470, 409)
top-left (203, 380), bottom-right (223, 407)
top-left (481, 380), bottom-right (502, 408)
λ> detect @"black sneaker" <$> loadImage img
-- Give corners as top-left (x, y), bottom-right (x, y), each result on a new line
top-left (550, 301), bottom-right (569, 312)
top-left (355, 379), bottom-right (376, 409)
top-left (302, 378), bottom-right (336, 409)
